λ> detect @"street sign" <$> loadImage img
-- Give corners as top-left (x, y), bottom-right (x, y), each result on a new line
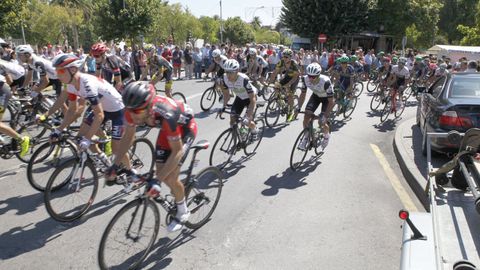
top-left (318, 34), bottom-right (327, 43)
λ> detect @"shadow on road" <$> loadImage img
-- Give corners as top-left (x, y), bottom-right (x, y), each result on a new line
top-left (373, 119), bottom-right (398, 133)
top-left (410, 124), bottom-right (449, 178)
top-left (0, 192), bottom-right (44, 216)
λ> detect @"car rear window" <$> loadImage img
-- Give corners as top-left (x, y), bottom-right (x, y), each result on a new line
top-left (450, 77), bottom-right (480, 98)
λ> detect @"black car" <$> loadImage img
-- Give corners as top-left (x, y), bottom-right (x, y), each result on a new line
top-left (417, 72), bottom-right (480, 155)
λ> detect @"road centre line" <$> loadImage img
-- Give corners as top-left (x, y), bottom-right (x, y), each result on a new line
top-left (370, 143), bottom-right (418, 212)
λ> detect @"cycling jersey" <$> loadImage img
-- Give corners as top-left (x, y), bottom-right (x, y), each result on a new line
top-left (28, 54), bottom-right (57, 79)
top-left (391, 65), bottom-right (410, 87)
top-left (0, 59), bottom-right (25, 80)
top-left (149, 54), bottom-right (173, 73)
top-left (66, 73), bottom-right (124, 112)
top-left (256, 55), bottom-right (268, 68)
top-left (275, 59), bottom-right (300, 78)
top-left (98, 54), bottom-right (132, 82)
top-left (335, 64), bottom-right (354, 89)
top-left (221, 72), bottom-right (256, 100)
top-left (352, 61), bottom-right (364, 73)
top-left (414, 62), bottom-right (428, 79)
top-left (300, 75), bottom-right (333, 98)
top-left (434, 68), bottom-right (449, 77)
top-left (125, 96), bottom-right (197, 160)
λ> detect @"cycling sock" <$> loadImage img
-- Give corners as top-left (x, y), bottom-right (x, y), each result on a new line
top-left (176, 199), bottom-right (188, 215)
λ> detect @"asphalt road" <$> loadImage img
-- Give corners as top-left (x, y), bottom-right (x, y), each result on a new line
top-left (0, 79), bottom-right (424, 269)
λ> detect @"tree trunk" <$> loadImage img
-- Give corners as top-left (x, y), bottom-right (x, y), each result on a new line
top-left (72, 24), bottom-right (80, 50)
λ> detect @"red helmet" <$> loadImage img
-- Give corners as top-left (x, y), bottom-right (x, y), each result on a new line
top-left (91, 43), bottom-right (107, 56)
top-left (383, 57), bottom-right (391, 63)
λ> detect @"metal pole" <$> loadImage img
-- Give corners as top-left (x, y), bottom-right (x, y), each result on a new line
top-left (220, 0), bottom-right (223, 43)
top-left (21, 23), bottom-right (26, 44)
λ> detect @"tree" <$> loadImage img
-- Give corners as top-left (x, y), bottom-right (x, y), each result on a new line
top-left (251, 16), bottom-right (262, 30)
top-left (0, 0), bottom-right (28, 37)
top-left (255, 29), bottom-right (281, 44)
top-left (439, 0), bottom-right (477, 43)
top-left (199, 16), bottom-right (220, 44)
top-left (223, 17), bottom-right (255, 45)
top-left (408, 0), bottom-right (443, 48)
top-left (457, 1), bottom-right (480, 45)
top-left (280, 0), bottom-right (370, 38)
top-left (368, 0), bottom-right (414, 40)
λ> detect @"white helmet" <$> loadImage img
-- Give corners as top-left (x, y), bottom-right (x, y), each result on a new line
top-left (0, 38), bottom-right (6, 46)
top-left (223, 59), bottom-right (240, 72)
top-left (398, 57), bottom-right (407, 65)
top-left (52, 53), bottom-right (84, 69)
top-left (248, 48), bottom-right (257, 55)
top-left (440, 63), bottom-right (448, 70)
top-left (306, 63), bottom-right (322, 76)
top-left (15, 44), bottom-right (34, 55)
top-left (212, 49), bottom-right (221, 58)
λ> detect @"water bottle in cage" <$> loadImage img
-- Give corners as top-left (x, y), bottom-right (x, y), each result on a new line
top-left (239, 126), bottom-right (248, 141)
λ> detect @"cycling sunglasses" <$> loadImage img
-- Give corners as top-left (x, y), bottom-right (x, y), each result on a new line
top-left (56, 68), bottom-right (67, 75)
top-left (308, 75), bottom-right (318, 79)
top-left (128, 107), bottom-right (146, 115)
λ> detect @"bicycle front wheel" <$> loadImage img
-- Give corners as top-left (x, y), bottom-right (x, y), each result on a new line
top-left (264, 98), bottom-right (281, 128)
top-left (369, 93), bottom-right (382, 112)
top-left (129, 137), bottom-right (155, 175)
top-left (394, 96), bottom-right (407, 118)
top-left (353, 82), bottom-right (364, 98)
top-left (27, 140), bottom-right (77, 192)
top-left (366, 79), bottom-right (377, 92)
top-left (172, 92), bottom-right (187, 104)
top-left (244, 119), bottom-right (265, 155)
top-left (98, 198), bottom-right (160, 270)
top-left (184, 166), bottom-right (223, 229)
top-left (290, 129), bottom-right (310, 171)
top-left (343, 97), bottom-right (358, 119)
top-left (200, 87), bottom-right (216, 111)
top-left (44, 157), bottom-right (99, 222)
top-left (209, 128), bottom-right (237, 170)
top-left (380, 100), bottom-right (392, 123)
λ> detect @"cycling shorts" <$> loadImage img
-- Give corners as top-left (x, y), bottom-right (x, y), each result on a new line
top-left (155, 118), bottom-right (197, 164)
top-left (231, 96), bottom-right (251, 116)
top-left (305, 94), bottom-right (330, 114)
top-left (0, 82), bottom-right (11, 117)
top-left (11, 76), bottom-right (25, 89)
top-left (84, 108), bottom-right (125, 140)
top-left (280, 76), bottom-right (299, 92)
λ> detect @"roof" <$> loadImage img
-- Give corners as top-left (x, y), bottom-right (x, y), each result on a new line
top-left (427, 45), bottom-right (480, 54)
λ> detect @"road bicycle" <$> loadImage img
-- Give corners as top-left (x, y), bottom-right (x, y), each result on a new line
top-left (330, 85), bottom-right (357, 121)
top-left (209, 103), bottom-right (265, 170)
top-left (290, 112), bottom-right (329, 171)
top-left (199, 77), bottom-right (235, 111)
top-left (43, 136), bottom-right (155, 222)
top-left (264, 83), bottom-right (299, 128)
top-left (369, 83), bottom-right (389, 112)
top-left (98, 140), bottom-right (223, 270)
top-left (379, 87), bottom-right (407, 123)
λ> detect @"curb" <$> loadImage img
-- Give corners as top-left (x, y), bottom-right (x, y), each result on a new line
top-left (393, 117), bottom-right (430, 210)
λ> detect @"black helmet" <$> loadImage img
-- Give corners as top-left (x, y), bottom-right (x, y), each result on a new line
top-left (122, 81), bottom-right (154, 109)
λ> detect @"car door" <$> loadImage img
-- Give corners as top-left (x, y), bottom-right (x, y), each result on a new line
top-left (421, 77), bottom-right (447, 131)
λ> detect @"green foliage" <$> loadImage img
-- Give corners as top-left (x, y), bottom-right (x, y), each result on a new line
top-left (0, 0), bottom-right (28, 37)
top-left (251, 16), bottom-right (262, 30)
top-left (439, 0), bottom-right (477, 43)
top-left (223, 17), bottom-right (255, 45)
top-left (199, 16), bottom-right (220, 44)
top-left (280, 0), bottom-right (370, 37)
top-left (457, 25), bottom-right (480, 45)
top-left (369, 0), bottom-right (414, 39)
top-left (255, 29), bottom-right (281, 44)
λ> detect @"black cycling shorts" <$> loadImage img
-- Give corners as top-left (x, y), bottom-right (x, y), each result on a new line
top-left (11, 76), bottom-right (25, 88)
top-left (231, 96), bottom-right (250, 116)
top-left (280, 76), bottom-right (299, 92)
top-left (0, 82), bottom-right (11, 116)
top-left (305, 94), bottom-right (330, 114)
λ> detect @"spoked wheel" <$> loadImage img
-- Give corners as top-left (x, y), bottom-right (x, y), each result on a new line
top-left (172, 92), bottom-right (187, 104)
top-left (403, 85), bottom-right (413, 100)
top-left (353, 82), bottom-right (364, 98)
top-left (209, 128), bottom-right (237, 170)
top-left (262, 85), bottom-right (274, 101)
top-left (394, 96), bottom-right (407, 118)
top-left (184, 167), bottom-right (223, 229)
top-left (244, 119), bottom-right (265, 155)
top-left (343, 96), bottom-right (357, 119)
top-left (290, 129), bottom-right (310, 171)
top-left (44, 157), bottom-right (99, 222)
top-left (264, 98), bottom-right (281, 128)
top-left (135, 124), bottom-right (152, 138)
top-left (98, 198), bottom-right (160, 270)
top-left (129, 137), bottom-right (155, 175)
top-left (380, 100), bottom-right (392, 123)
top-left (370, 93), bottom-right (382, 112)
top-left (367, 79), bottom-right (377, 92)
top-left (200, 87), bottom-right (217, 111)
top-left (27, 140), bottom-right (77, 192)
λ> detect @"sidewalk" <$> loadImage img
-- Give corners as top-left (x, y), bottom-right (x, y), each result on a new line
top-left (393, 117), bottom-right (448, 209)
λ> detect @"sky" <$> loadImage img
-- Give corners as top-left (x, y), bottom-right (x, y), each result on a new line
top-left (167, 0), bottom-right (284, 27)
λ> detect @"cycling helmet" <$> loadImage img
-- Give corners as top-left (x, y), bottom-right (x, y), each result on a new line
top-left (350, 55), bottom-right (358, 62)
top-left (223, 59), bottom-right (240, 72)
top-left (212, 49), bottom-right (222, 58)
top-left (248, 48), bottom-right (257, 55)
top-left (0, 38), bottom-right (6, 46)
top-left (306, 63), bottom-right (322, 76)
top-left (378, 51), bottom-right (385, 56)
top-left (52, 53), bottom-right (83, 69)
top-left (398, 57), bottom-right (407, 65)
top-left (383, 57), bottom-right (391, 63)
top-left (283, 49), bottom-right (293, 57)
top-left (415, 56), bottom-right (423, 62)
top-left (392, 56), bottom-right (398, 64)
top-left (144, 43), bottom-right (155, 52)
top-left (338, 56), bottom-right (350, 63)
top-left (440, 63), bottom-right (447, 70)
top-left (122, 81), bottom-right (155, 110)
top-left (91, 42), bottom-right (108, 56)
top-left (15, 44), bottom-right (34, 55)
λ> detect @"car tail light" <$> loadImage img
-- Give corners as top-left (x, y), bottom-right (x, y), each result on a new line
top-left (439, 111), bottom-right (474, 129)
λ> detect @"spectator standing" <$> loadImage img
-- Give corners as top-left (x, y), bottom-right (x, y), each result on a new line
top-left (184, 43), bottom-right (193, 79)
top-left (202, 43), bottom-right (211, 71)
top-left (172, 46), bottom-right (183, 79)
top-left (193, 47), bottom-right (203, 79)
top-left (364, 49), bottom-right (373, 74)
top-left (268, 50), bottom-right (280, 72)
top-left (319, 51), bottom-right (329, 71)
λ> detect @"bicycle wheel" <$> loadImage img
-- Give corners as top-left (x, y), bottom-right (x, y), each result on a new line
top-left (184, 166), bottom-right (223, 229)
top-left (244, 119), bottom-right (265, 155)
top-left (135, 124), bottom-right (152, 138)
top-left (353, 82), bottom-right (364, 98)
top-left (394, 96), bottom-right (407, 118)
top-left (290, 129), bottom-right (310, 171)
top-left (98, 198), bottom-right (159, 270)
top-left (264, 98), bottom-right (281, 128)
top-left (380, 100), bottom-right (392, 123)
top-left (27, 140), bottom-right (77, 192)
top-left (200, 87), bottom-right (216, 111)
top-left (172, 92), bottom-right (187, 104)
top-left (262, 85), bottom-right (274, 101)
top-left (343, 97), bottom-right (358, 119)
top-left (366, 79), bottom-right (377, 92)
top-left (129, 137), bottom-right (155, 175)
top-left (44, 157), bottom-right (99, 222)
top-left (2, 106), bottom-right (15, 127)
top-left (209, 128), bottom-right (237, 169)
top-left (403, 85), bottom-right (413, 100)
top-left (369, 93), bottom-right (382, 112)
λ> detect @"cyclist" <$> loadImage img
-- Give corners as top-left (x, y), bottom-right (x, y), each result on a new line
top-left (91, 42), bottom-right (133, 91)
top-left (218, 59), bottom-right (259, 138)
top-left (0, 59), bottom-right (25, 93)
top-left (0, 73), bottom-right (30, 157)
top-left (15, 45), bottom-right (62, 97)
top-left (144, 43), bottom-right (175, 98)
top-left (428, 63), bottom-right (449, 85)
top-left (107, 81), bottom-right (197, 232)
top-left (386, 57), bottom-right (410, 112)
top-left (298, 63), bottom-right (333, 151)
top-left (204, 49), bottom-right (228, 100)
top-left (332, 55), bottom-right (354, 109)
top-left (49, 54), bottom-right (131, 171)
top-left (246, 48), bottom-right (269, 95)
top-left (268, 48), bottom-right (301, 122)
